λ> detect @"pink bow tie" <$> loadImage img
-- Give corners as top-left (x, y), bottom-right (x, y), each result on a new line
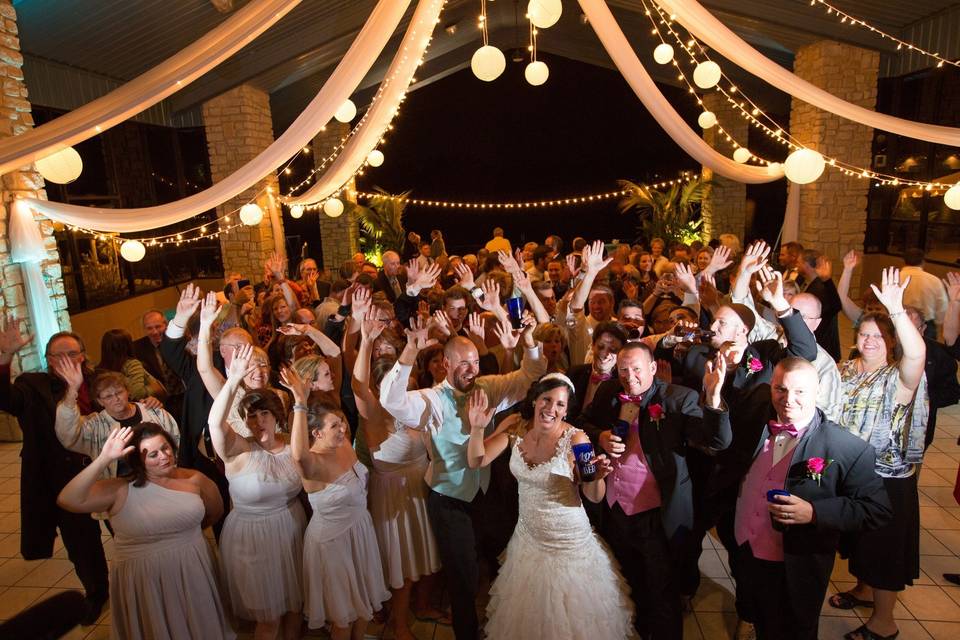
top-left (618, 393), bottom-right (644, 405)
top-left (768, 420), bottom-right (799, 438)
top-left (591, 373), bottom-right (612, 384)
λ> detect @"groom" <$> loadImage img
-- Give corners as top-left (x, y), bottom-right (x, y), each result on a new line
top-left (380, 319), bottom-right (545, 640)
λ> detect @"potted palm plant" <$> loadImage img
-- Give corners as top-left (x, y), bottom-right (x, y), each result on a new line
top-left (617, 175), bottom-right (711, 245)
top-left (352, 188), bottom-right (409, 265)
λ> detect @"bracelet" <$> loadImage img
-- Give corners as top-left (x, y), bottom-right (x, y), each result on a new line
top-left (292, 404), bottom-right (308, 413)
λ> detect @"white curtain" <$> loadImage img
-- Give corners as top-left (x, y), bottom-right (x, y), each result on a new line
top-left (286, 0), bottom-right (444, 206)
top-left (579, 0), bottom-right (781, 184)
top-left (0, 0), bottom-right (303, 176)
top-left (10, 200), bottom-right (61, 356)
top-left (656, 0), bottom-right (960, 147)
top-left (14, 0), bottom-right (412, 234)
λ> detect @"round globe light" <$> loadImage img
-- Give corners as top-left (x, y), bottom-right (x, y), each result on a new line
top-left (334, 99), bottom-right (357, 123)
top-left (766, 162), bottom-right (783, 177)
top-left (471, 45), bottom-right (506, 82)
top-left (524, 60), bottom-right (549, 86)
top-left (697, 111), bottom-right (717, 129)
top-left (692, 60), bottom-right (722, 89)
top-left (653, 43), bottom-right (674, 65)
top-left (528, 0), bottom-right (562, 29)
top-left (366, 149), bottom-right (385, 167)
top-left (944, 183), bottom-right (960, 210)
top-left (239, 203), bottom-right (264, 226)
top-left (323, 198), bottom-right (344, 218)
top-left (733, 148), bottom-right (752, 164)
top-left (783, 148), bottom-right (826, 184)
top-left (35, 146), bottom-right (83, 184)
top-left (289, 204), bottom-right (305, 219)
top-left (119, 240), bottom-right (146, 263)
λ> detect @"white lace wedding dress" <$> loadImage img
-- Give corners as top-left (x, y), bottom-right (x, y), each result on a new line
top-left (484, 426), bottom-right (635, 640)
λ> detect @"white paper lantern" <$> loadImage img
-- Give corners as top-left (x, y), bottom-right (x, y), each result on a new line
top-left (289, 204), bottom-right (305, 219)
top-left (471, 45), bottom-right (506, 82)
top-left (334, 99), bottom-right (357, 123)
top-left (527, 0), bottom-right (562, 29)
top-left (766, 162), bottom-right (783, 177)
top-left (323, 198), bottom-right (344, 218)
top-left (239, 203), bottom-right (264, 226)
top-left (783, 148), bottom-right (826, 184)
top-left (366, 149), bottom-right (385, 167)
top-left (119, 240), bottom-right (146, 263)
top-left (733, 148), bottom-right (752, 164)
top-left (653, 43), bottom-right (674, 65)
top-left (944, 183), bottom-right (960, 210)
top-left (524, 60), bottom-right (549, 86)
top-left (692, 61), bottom-right (722, 89)
top-left (697, 111), bottom-right (717, 129)
top-left (35, 146), bottom-right (83, 184)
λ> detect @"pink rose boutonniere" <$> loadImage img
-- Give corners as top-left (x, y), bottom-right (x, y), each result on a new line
top-left (744, 356), bottom-right (763, 375)
top-left (648, 403), bottom-right (665, 428)
top-left (806, 457), bottom-right (833, 486)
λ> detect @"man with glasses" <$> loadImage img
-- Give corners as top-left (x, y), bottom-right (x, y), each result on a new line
top-left (0, 324), bottom-right (109, 625)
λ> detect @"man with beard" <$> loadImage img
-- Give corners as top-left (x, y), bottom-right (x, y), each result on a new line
top-left (379, 315), bottom-right (545, 640)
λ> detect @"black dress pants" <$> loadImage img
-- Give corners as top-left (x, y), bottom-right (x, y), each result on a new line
top-left (427, 490), bottom-right (480, 640)
top-left (736, 544), bottom-right (818, 640)
top-left (58, 509), bottom-right (109, 602)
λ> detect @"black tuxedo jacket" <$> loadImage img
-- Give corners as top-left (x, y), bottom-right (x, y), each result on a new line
top-left (804, 277), bottom-right (842, 361)
top-left (374, 270), bottom-right (408, 304)
top-left (133, 336), bottom-right (167, 385)
top-left (705, 407), bottom-right (892, 629)
top-left (581, 377), bottom-right (732, 542)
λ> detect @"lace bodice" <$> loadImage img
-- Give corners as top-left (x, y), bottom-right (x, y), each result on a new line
top-left (509, 427), bottom-right (593, 551)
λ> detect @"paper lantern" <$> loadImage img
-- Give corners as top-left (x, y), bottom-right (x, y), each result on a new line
top-left (323, 198), bottom-right (344, 218)
top-left (528, 0), bottom-right (562, 29)
top-left (290, 204), bottom-right (305, 219)
top-left (697, 111), bottom-right (717, 129)
top-left (524, 60), bottom-right (549, 86)
top-left (35, 147), bottom-right (83, 184)
top-left (733, 148), bottom-right (752, 164)
top-left (471, 45), bottom-right (506, 82)
top-left (945, 184), bottom-right (960, 210)
top-left (366, 149), bottom-right (385, 167)
top-left (239, 203), bottom-right (264, 226)
top-left (784, 148), bottom-right (826, 184)
top-left (766, 162), bottom-right (783, 177)
top-left (119, 240), bottom-right (146, 263)
top-left (653, 43), bottom-right (674, 65)
top-left (692, 61), bottom-right (722, 89)
top-left (334, 99), bottom-right (357, 123)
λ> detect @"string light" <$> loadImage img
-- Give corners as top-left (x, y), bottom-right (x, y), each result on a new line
top-left (807, 0), bottom-right (958, 70)
top-left (151, 171), bottom-right (203, 192)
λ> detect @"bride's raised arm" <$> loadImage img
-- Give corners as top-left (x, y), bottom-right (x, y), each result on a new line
top-left (466, 391), bottom-right (515, 468)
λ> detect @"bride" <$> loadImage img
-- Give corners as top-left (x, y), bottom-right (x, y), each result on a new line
top-left (466, 372), bottom-right (635, 639)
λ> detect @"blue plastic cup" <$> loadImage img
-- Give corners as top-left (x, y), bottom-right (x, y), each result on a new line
top-left (572, 442), bottom-right (598, 482)
top-left (767, 489), bottom-right (791, 532)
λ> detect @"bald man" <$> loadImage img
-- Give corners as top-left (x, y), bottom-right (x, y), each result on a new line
top-left (703, 357), bottom-right (890, 640)
top-left (380, 324), bottom-right (545, 640)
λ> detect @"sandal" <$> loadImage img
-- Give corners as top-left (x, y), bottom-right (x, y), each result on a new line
top-left (844, 623), bottom-right (899, 640)
top-left (828, 591), bottom-right (874, 610)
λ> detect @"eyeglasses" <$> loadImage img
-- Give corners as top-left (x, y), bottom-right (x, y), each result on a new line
top-left (98, 390), bottom-right (125, 401)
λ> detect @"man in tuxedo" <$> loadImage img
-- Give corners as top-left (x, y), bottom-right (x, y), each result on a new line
top-left (583, 342), bottom-right (730, 639)
top-left (374, 250), bottom-right (407, 303)
top-left (796, 250), bottom-right (843, 361)
top-left (704, 357), bottom-right (891, 640)
top-left (133, 309), bottom-right (184, 419)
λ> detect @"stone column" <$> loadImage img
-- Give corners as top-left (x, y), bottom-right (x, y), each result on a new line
top-left (202, 84), bottom-right (284, 280)
top-left (700, 91), bottom-right (748, 241)
top-left (789, 40), bottom-right (878, 263)
top-left (0, 0), bottom-right (71, 439)
top-left (312, 122), bottom-right (360, 272)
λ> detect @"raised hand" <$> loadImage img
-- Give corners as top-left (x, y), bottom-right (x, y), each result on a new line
top-left (279, 365), bottom-right (310, 404)
top-left (842, 250), bottom-right (860, 271)
top-left (493, 319), bottom-right (520, 350)
top-left (404, 316), bottom-right (438, 352)
top-left (50, 354), bottom-right (84, 391)
top-left (755, 266), bottom-right (789, 312)
top-left (406, 259), bottom-right (420, 285)
top-left (99, 426), bottom-right (135, 462)
top-left (581, 240), bottom-right (613, 275)
top-left (519, 311), bottom-right (538, 348)
top-left (478, 279), bottom-right (502, 314)
top-left (942, 272), bottom-right (960, 303)
top-left (174, 283), bottom-right (202, 323)
top-left (467, 313), bottom-right (486, 341)
top-left (673, 262), bottom-right (698, 295)
top-left (278, 323), bottom-right (312, 337)
top-left (740, 241), bottom-right (770, 277)
top-left (705, 245), bottom-right (733, 275)
top-left (869, 267), bottom-right (909, 315)
top-left (513, 268), bottom-right (532, 292)
top-left (565, 254), bottom-right (580, 279)
top-left (466, 390), bottom-right (496, 431)
top-left (815, 255), bottom-right (832, 281)
top-left (412, 262), bottom-right (442, 292)
top-left (360, 310), bottom-right (386, 342)
top-left (350, 286), bottom-right (371, 322)
top-left (0, 316), bottom-right (32, 362)
top-left (227, 343), bottom-right (254, 381)
top-left (703, 351), bottom-right (727, 408)
top-left (455, 262), bottom-right (475, 289)
top-left (431, 310), bottom-right (453, 337)
top-left (199, 291), bottom-right (221, 330)
top-left (497, 250), bottom-right (523, 276)
top-left (265, 251), bottom-right (286, 280)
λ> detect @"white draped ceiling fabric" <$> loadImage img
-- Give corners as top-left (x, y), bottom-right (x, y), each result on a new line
top-left (14, 0), bottom-right (411, 236)
top-left (578, 0), bottom-right (782, 184)
top-left (286, 0), bottom-right (444, 206)
top-left (656, 0), bottom-right (960, 147)
top-left (0, 0), bottom-right (303, 176)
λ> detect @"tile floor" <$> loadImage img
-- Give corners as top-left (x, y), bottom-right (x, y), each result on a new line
top-left (0, 406), bottom-right (959, 638)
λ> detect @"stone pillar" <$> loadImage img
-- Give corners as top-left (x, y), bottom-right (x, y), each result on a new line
top-left (0, 0), bottom-right (72, 439)
top-left (700, 91), bottom-right (748, 241)
top-left (312, 122), bottom-right (360, 272)
top-left (789, 41), bottom-right (878, 263)
top-left (202, 84), bottom-right (284, 280)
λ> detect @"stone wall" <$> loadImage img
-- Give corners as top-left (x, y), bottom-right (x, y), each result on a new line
top-left (700, 91), bottom-right (748, 241)
top-left (312, 121), bottom-right (359, 271)
top-left (202, 84), bottom-right (284, 281)
top-left (0, 0), bottom-right (72, 440)
top-left (789, 40), bottom-right (878, 265)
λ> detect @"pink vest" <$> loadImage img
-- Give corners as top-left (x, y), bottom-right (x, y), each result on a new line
top-left (735, 437), bottom-right (793, 561)
top-left (606, 421), bottom-right (662, 515)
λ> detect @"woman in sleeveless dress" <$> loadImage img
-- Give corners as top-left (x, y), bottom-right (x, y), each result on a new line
top-left (284, 366), bottom-right (390, 640)
top-left (57, 424), bottom-right (233, 640)
top-left (353, 312), bottom-right (441, 639)
top-left (465, 373), bottom-right (634, 640)
top-left (208, 343), bottom-right (306, 639)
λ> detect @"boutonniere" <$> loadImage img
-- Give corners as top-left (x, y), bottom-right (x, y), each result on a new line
top-left (648, 403), bottom-right (665, 428)
top-left (743, 356), bottom-right (763, 375)
top-left (806, 457), bottom-right (833, 486)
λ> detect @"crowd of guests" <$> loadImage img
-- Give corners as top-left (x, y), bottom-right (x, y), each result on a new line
top-left (0, 226), bottom-right (959, 640)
